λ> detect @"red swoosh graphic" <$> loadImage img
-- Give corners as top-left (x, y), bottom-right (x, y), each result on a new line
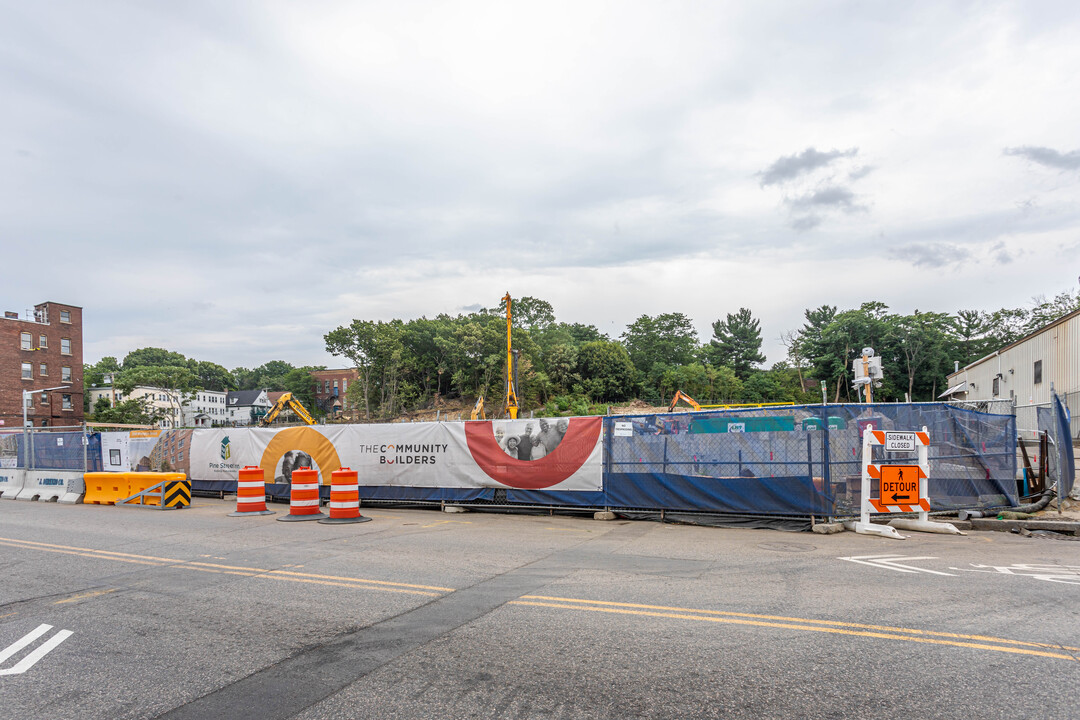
top-left (464, 418), bottom-right (603, 489)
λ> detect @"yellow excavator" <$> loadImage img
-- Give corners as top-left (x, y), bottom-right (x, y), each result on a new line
top-left (259, 392), bottom-right (316, 427)
top-left (667, 390), bottom-right (702, 413)
top-left (471, 393), bottom-right (486, 420)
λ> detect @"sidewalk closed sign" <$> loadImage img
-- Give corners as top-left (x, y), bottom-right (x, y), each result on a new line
top-left (885, 432), bottom-right (916, 451)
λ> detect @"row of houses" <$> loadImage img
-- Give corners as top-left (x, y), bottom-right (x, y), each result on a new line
top-left (88, 368), bottom-right (360, 429)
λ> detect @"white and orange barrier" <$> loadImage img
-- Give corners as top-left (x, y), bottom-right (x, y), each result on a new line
top-left (319, 467), bottom-right (371, 525)
top-left (276, 467), bottom-right (325, 522)
top-left (229, 466), bottom-right (275, 517)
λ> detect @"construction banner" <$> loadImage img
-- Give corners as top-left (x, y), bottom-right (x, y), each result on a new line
top-left (188, 418), bottom-right (603, 492)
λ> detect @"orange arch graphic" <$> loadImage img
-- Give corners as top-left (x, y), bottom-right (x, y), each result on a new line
top-left (259, 427), bottom-right (342, 484)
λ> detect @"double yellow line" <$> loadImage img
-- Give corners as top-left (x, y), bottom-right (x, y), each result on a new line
top-left (511, 596), bottom-right (1080, 662)
top-left (4, 535), bottom-right (1076, 662)
top-left (0, 537), bottom-right (452, 597)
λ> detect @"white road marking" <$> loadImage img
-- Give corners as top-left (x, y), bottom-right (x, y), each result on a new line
top-left (839, 555), bottom-right (956, 576)
top-left (0, 624), bottom-right (74, 676)
top-left (952, 564), bottom-right (1080, 585)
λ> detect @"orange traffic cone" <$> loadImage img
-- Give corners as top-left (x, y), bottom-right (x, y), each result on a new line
top-left (276, 467), bottom-right (325, 522)
top-left (319, 467), bottom-right (371, 524)
top-left (229, 466), bottom-right (275, 517)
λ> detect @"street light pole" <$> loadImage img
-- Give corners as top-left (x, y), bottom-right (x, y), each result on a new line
top-left (22, 385), bottom-right (70, 471)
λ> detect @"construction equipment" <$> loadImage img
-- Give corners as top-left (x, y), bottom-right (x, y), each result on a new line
top-left (471, 393), bottom-right (486, 420)
top-left (502, 293), bottom-right (519, 419)
top-left (667, 390), bottom-right (702, 413)
top-left (259, 392), bottom-right (316, 427)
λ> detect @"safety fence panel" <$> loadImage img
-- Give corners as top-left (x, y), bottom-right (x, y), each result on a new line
top-left (0, 429), bottom-right (102, 472)
top-left (181, 403), bottom-right (1018, 517)
top-left (605, 403), bottom-right (1015, 517)
top-left (604, 407), bottom-right (832, 516)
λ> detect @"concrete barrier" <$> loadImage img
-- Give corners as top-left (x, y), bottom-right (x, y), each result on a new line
top-left (0, 470), bottom-right (26, 500)
top-left (16, 471), bottom-right (85, 504)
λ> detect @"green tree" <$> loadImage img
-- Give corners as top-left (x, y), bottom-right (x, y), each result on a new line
top-left (122, 347), bottom-right (188, 369)
top-left (115, 365), bottom-right (198, 426)
top-left (620, 313), bottom-right (699, 388)
top-left (575, 340), bottom-right (636, 401)
top-left (708, 307), bottom-right (766, 379)
top-left (191, 361), bottom-right (236, 392)
top-left (91, 396), bottom-right (161, 425)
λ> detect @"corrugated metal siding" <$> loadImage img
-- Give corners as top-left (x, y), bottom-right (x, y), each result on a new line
top-left (947, 312), bottom-right (1080, 403)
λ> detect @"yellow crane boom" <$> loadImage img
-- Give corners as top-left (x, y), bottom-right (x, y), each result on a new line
top-left (502, 292), bottom-right (519, 419)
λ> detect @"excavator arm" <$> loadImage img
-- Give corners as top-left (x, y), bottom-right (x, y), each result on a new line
top-left (667, 390), bottom-right (702, 413)
top-left (259, 392), bottom-right (315, 426)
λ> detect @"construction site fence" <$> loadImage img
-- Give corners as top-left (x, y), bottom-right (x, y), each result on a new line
top-left (187, 402), bottom-right (1022, 519)
top-left (0, 427), bottom-right (102, 472)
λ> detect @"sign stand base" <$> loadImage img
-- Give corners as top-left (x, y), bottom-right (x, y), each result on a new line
top-left (844, 520), bottom-right (906, 539)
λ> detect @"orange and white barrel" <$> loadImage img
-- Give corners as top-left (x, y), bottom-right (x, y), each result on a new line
top-left (319, 467), bottom-right (371, 524)
top-left (276, 467), bottom-right (325, 522)
top-left (229, 466), bottom-right (275, 517)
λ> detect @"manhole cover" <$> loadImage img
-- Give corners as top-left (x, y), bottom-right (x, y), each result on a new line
top-left (756, 542), bottom-right (816, 553)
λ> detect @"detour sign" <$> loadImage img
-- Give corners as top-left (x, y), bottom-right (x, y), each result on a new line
top-left (876, 465), bottom-right (923, 504)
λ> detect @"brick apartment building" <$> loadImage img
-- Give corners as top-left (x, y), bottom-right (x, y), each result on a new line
top-left (311, 368), bottom-right (358, 419)
top-left (0, 301), bottom-right (84, 428)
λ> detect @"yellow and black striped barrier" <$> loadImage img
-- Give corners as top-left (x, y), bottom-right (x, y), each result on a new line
top-left (162, 479), bottom-right (191, 509)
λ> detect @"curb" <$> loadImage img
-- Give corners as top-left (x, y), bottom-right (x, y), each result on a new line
top-left (968, 518), bottom-right (1080, 535)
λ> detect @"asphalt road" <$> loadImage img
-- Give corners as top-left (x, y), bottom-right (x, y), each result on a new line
top-left (2, 497), bottom-right (1078, 720)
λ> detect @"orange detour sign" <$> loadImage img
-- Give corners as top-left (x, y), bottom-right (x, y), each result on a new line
top-left (870, 464), bottom-right (929, 513)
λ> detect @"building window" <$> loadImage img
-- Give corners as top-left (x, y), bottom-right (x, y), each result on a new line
top-left (178, 452), bottom-right (184, 462)
top-left (343, 378), bottom-right (348, 392)
top-left (62, 394), bottom-right (72, 410)
top-left (40, 363), bottom-right (47, 376)
top-left (992, 377), bottom-right (999, 396)
top-left (39, 334), bottom-right (47, 348)
top-left (61, 338), bottom-right (72, 355)
top-left (40, 392), bottom-right (48, 404)
top-left (62, 366), bottom-right (71, 382)
top-left (25, 397), bottom-right (33, 409)
top-left (1034, 360), bottom-right (1042, 385)
top-left (60, 310), bottom-right (71, 323)
top-left (20, 332), bottom-right (32, 350)
top-left (22, 362), bottom-right (32, 379)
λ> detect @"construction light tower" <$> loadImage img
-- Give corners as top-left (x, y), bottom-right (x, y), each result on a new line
top-left (502, 292), bottom-right (519, 419)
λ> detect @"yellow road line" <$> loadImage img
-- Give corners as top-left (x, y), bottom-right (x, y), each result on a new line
top-left (511, 601), bottom-right (1079, 662)
top-left (520, 595), bottom-right (1080, 653)
top-left (0, 612), bottom-right (18, 620)
top-left (0, 537), bottom-right (450, 596)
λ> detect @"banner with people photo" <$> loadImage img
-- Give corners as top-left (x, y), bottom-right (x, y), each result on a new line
top-left (188, 417), bottom-right (603, 491)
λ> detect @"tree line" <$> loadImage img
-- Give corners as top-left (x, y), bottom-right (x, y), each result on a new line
top-left (83, 288), bottom-right (1079, 425)
top-left (324, 289), bottom-right (1080, 421)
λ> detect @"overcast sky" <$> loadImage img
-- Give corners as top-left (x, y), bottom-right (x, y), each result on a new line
top-left (4, 1), bottom-right (1079, 371)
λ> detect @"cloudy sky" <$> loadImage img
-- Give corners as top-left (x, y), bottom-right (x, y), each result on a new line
top-left (4, 1), bottom-right (1079, 370)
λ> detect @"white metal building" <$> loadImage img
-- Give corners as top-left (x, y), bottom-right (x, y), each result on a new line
top-left (943, 307), bottom-right (1079, 406)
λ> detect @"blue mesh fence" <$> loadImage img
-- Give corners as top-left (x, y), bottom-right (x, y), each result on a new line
top-left (0, 429), bottom-right (102, 472)
top-left (604, 403), bottom-right (1016, 517)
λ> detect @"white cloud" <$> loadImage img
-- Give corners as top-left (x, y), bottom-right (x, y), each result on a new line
top-left (2, 1), bottom-right (1080, 369)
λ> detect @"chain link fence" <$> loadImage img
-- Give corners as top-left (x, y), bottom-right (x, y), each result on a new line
top-left (0, 426), bottom-right (102, 472)
top-left (607, 402), bottom-right (1016, 518)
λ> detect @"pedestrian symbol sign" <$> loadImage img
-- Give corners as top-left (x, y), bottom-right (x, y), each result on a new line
top-left (876, 465), bottom-right (922, 504)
